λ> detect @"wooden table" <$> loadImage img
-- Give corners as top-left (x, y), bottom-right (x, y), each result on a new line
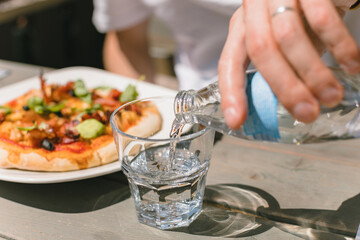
top-left (0, 60), bottom-right (359, 240)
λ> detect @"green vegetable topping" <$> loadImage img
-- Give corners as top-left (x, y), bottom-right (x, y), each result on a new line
top-left (74, 79), bottom-right (87, 94)
top-left (0, 106), bottom-right (11, 115)
top-left (91, 103), bottom-right (102, 111)
top-left (75, 119), bottom-right (105, 139)
top-left (27, 97), bottom-right (65, 114)
top-left (17, 121), bottom-right (38, 131)
top-left (34, 105), bottom-right (46, 114)
top-left (80, 94), bottom-right (92, 104)
top-left (74, 79), bottom-right (92, 104)
top-left (27, 96), bottom-right (44, 110)
top-left (74, 87), bottom-right (88, 97)
top-left (47, 103), bottom-right (65, 113)
top-left (76, 104), bottom-right (103, 120)
top-left (95, 86), bottom-right (113, 91)
top-left (120, 84), bottom-right (138, 102)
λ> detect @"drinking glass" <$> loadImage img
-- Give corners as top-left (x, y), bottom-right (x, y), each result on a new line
top-left (110, 96), bottom-right (215, 230)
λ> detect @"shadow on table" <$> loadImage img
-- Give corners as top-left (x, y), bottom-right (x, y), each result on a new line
top-left (173, 184), bottom-right (280, 238)
top-left (0, 177), bottom-right (358, 239)
top-left (257, 192), bottom-right (360, 239)
top-left (174, 184), bottom-right (359, 239)
top-left (0, 171), bottom-right (130, 213)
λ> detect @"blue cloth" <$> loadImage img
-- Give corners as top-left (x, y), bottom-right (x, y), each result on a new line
top-left (243, 72), bottom-right (280, 141)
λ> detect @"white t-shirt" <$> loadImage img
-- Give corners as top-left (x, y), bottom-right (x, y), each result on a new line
top-left (93, 0), bottom-right (360, 90)
top-left (93, 0), bottom-right (240, 90)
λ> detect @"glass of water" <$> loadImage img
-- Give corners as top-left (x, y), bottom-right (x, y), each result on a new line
top-left (110, 96), bottom-right (215, 230)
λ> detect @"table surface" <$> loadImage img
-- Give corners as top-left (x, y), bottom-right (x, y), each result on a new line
top-left (0, 0), bottom-right (69, 24)
top-left (0, 59), bottom-right (359, 240)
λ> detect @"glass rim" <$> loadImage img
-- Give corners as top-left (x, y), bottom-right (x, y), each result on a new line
top-left (110, 95), bottom-right (212, 142)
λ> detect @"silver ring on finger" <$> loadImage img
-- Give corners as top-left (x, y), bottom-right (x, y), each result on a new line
top-left (271, 6), bottom-right (297, 18)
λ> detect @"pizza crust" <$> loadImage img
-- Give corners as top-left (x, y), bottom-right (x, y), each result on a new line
top-left (17, 152), bottom-right (101, 172)
top-left (126, 110), bottom-right (162, 138)
top-left (96, 142), bottom-right (118, 165)
top-left (0, 144), bottom-right (102, 172)
top-left (0, 148), bottom-right (10, 168)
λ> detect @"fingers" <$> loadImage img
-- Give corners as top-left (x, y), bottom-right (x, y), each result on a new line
top-left (300, 0), bottom-right (360, 74)
top-left (270, 0), bottom-right (344, 108)
top-left (218, 7), bottom-right (249, 129)
top-left (244, 0), bottom-right (320, 123)
top-left (219, 0), bottom-right (360, 130)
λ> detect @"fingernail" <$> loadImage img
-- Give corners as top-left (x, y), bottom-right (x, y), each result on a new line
top-left (224, 107), bottom-right (239, 129)
top-left (293, 102), bottom-right (318, 123)
top-left (319, 87), bottom-right (342, 107)
top-left (341, 60), bottom-right (360, 74)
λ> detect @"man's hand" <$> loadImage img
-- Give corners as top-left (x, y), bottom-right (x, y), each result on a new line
top-left (218, 0), bottom-right (360, 130)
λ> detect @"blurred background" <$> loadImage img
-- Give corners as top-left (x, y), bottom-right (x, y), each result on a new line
top-left (0, 0), bottom-right (176, 79)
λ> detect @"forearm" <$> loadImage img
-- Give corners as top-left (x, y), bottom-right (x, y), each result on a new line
top-left (103, 31), bottom-right (155, 83)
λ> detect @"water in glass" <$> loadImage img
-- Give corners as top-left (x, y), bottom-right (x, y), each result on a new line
top-left (123, 145), bottom-right (209, 229)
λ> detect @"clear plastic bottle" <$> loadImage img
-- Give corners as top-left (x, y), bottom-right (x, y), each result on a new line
top-left (174, 69), bottom-right (360, 144)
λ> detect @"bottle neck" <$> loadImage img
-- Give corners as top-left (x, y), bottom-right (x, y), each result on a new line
top-left (174, 82), bottom-right (221, 124)
top-left (174, 89), bottom-right (197, 124)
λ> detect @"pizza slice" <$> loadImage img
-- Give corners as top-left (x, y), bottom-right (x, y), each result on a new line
top-left (0, 75), bottom-right (162, 172)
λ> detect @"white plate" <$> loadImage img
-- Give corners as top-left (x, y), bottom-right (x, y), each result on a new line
top-left (0, 66), bottom-right (177, 184)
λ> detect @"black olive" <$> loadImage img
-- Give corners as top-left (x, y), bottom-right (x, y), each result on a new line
top-left (54, 111), bottom-right (63, 117)
top-left (68, 89), bottom-right (76, 97)
top-left (41, 139), bottom-right (55, 151)
top-left (22, 105), bottom-right (30, 111)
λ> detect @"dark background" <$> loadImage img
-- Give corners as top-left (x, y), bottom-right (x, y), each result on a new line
top-left (0, 0), bottom-right (105, 69)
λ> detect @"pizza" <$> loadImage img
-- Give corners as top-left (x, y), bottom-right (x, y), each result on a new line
top-left (0, 74), bottom-right (162, 172)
